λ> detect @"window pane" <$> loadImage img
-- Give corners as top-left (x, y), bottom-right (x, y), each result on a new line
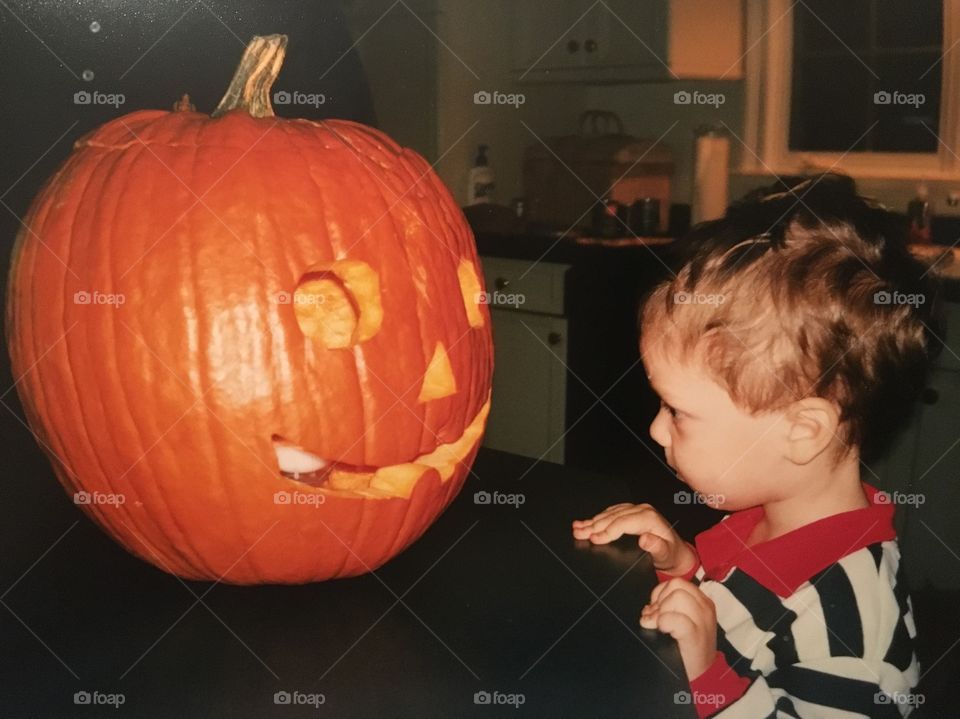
top-left (874, 52), bottom-right (941, 152)
top-left (793, 0), bottom-right (871, 53)
top-left (790, 56), bottom-right (873, 151)
top-left (877, 0), bottom-right (942, 49)
top-left (789, 0), bottom-right (943, 154)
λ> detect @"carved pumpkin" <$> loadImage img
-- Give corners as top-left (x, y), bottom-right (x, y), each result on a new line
top-left (6, 36), bottom-right (493, 584)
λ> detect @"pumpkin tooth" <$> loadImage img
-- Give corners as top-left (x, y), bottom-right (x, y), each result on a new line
top-left (271, 436), bottom-right (329, 476)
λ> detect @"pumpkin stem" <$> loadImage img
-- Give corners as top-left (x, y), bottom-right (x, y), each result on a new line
top-left (212, 34), bottom-right (288, 119)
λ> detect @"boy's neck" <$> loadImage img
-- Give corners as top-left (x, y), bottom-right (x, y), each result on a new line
top-left (752, 457), bottom-right (868, 544)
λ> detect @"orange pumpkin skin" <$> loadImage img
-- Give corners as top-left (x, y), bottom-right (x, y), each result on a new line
top-left (6, 105), bottom-right (493, 583)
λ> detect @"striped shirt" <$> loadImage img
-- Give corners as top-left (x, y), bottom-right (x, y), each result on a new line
top-left (656, 483), bottom-right (920, 718)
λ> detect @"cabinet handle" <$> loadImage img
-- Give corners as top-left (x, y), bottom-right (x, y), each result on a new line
top-left (566, 39), bottom-right (580, 53)
top-left (922, 387), bottom-right (939, 405)
top-left (495, 277), bottom-right (510, 291)
top-left (584, 38), bottom-right (597, 53)
top-left (548, 331), bottom-right (563, 346)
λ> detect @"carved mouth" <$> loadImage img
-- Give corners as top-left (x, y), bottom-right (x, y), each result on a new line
top-left (271, 399), bottom-right (490, 499)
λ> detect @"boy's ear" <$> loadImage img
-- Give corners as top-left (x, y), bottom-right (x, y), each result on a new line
top-left (782, 397), bottom-right (841, 465)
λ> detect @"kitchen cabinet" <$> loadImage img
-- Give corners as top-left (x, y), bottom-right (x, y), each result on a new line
top-left (480, 257), bottom-right (570, 464)
top-left (485, 309), bottom-right (569, 464)
top-left (510, 0), bottom-right (744, 84)
top-left (475, 238), bottom-right (675, 475)
top-left (867, 301), bottom-right (960, 591)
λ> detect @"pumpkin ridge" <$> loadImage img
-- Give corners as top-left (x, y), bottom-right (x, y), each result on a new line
top-left (194, 144), bottom-right (272, 580)
top-left (37, 149), bottom-right (152, 572)
top-left (95, 143), bottom-right (193, 574)
top-left (320, 125), bottom-right (434, 460)
top-left (58, 146), bottom-right (174, 568)
top-left (120, 140), bottom-right (220, 577)
top-left (281, 127), bottom-right (367, 466)
top-left (286, 126), bottom-right (382, 465)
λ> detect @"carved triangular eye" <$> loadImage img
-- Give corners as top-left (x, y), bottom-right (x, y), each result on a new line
top-left (418, 341), bottom-right (457, 401)
top-left (457, 259), bottom-right (485, 328)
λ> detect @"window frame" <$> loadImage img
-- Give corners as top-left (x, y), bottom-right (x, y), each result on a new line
top-left (741, 0), bottom-right (960, 179)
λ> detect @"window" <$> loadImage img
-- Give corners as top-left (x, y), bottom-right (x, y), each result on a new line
top-left (743, 0), bottom-right (960, 178)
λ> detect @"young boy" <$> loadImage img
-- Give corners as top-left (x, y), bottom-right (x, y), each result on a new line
top-left (573, 175), bottom-right (937, 717)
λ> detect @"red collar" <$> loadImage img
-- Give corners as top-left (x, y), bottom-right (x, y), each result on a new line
top-left (694, 483), bottom-right (897, 597)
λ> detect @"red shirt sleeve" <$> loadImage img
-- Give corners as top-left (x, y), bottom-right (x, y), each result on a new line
top-left (688, 650), bottom-right (752, 718)
top-left (654, 541), bottom-right (701, 583)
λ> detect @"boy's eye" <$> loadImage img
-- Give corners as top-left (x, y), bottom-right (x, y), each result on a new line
top-left (660, 400), bottom-right (680, 419)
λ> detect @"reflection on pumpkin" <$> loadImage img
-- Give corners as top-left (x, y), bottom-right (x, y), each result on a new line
top-left (5, 35), bottom-right (493, 584)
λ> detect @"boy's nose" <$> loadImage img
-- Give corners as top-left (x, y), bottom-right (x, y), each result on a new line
top-left (649, 407), bottom-right (671, 449)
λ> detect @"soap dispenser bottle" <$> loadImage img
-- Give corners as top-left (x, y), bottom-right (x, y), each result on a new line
top-left (467, 144), bottom-right (495, 205)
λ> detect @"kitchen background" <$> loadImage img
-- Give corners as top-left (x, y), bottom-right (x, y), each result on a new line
top-left (347, 0), bottom-right (960, 215)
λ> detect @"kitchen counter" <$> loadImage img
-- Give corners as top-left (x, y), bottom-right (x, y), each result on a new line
top-left (0, 448), bottom-right (694, 719)
top-left (476, 232), bottom-right (960, 302)
top-left (475, 232), bottom-right (677, 267)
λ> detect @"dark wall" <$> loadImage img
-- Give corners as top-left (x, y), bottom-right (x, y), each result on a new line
top-left (0, 1), bottom-right (375, 569)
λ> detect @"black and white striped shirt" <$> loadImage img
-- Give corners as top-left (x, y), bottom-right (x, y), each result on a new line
top-left (657, 483), bottom-right (919, 718)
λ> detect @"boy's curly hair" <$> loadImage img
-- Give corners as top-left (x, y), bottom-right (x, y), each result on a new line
top-left (640, 174), bottom-right (945, 464)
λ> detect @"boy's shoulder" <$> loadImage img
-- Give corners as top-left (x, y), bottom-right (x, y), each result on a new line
top-left (694, 484), bottom-right (900, 598)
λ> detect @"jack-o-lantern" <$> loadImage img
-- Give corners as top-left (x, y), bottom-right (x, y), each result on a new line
top-left (5, 35), bottom-right (493, 584)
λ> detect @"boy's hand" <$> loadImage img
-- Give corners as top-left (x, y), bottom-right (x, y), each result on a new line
top-left (640, 578), bottom-right (717, 680)
top-left (572, 503), bottom-right (697, 575)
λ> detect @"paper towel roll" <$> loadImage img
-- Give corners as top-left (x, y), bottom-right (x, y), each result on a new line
top-left (693, 132), bottom-right (730, 224)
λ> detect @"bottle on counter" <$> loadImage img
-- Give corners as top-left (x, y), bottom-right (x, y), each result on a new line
top-left (467, 144), bottom-right (495, 205)
top-left (907, 182), bottom-right (932, 244)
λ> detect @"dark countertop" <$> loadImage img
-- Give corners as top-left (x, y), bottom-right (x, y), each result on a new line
top-left (0, 448), bottom-right (696, 719)
top-left (475, 232), bottom-right (960, 304)
top-left (475, 232), bottom-right (678, 267)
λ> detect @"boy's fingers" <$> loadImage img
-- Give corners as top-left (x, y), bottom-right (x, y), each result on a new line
top-left (656, 582), bottom-right (715, 619)
top-left (653, 611), bottom-right (696, 642)
top-left (650, 577), bottom-right (697, 605)
top-left (572, 504), bottom-right (636, 533)
top-left (577, 502), bottom-right (635, 522)
top-left (586, 506), bottom-right (665, 540)
top-left (579, 503), bottom-right (648, 528)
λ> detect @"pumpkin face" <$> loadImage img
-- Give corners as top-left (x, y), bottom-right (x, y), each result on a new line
top-left (5, 36), bottom-right (493, 584)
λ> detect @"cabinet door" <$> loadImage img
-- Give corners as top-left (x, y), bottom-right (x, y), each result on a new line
top-left (901, 368), bottom-right (960, 590)
top-left (483, 309), bottom-right (568, 464)
top-left (511, 1), bottom-right (598, 74)
top-left (592, 0), bottom-right (670, 71)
